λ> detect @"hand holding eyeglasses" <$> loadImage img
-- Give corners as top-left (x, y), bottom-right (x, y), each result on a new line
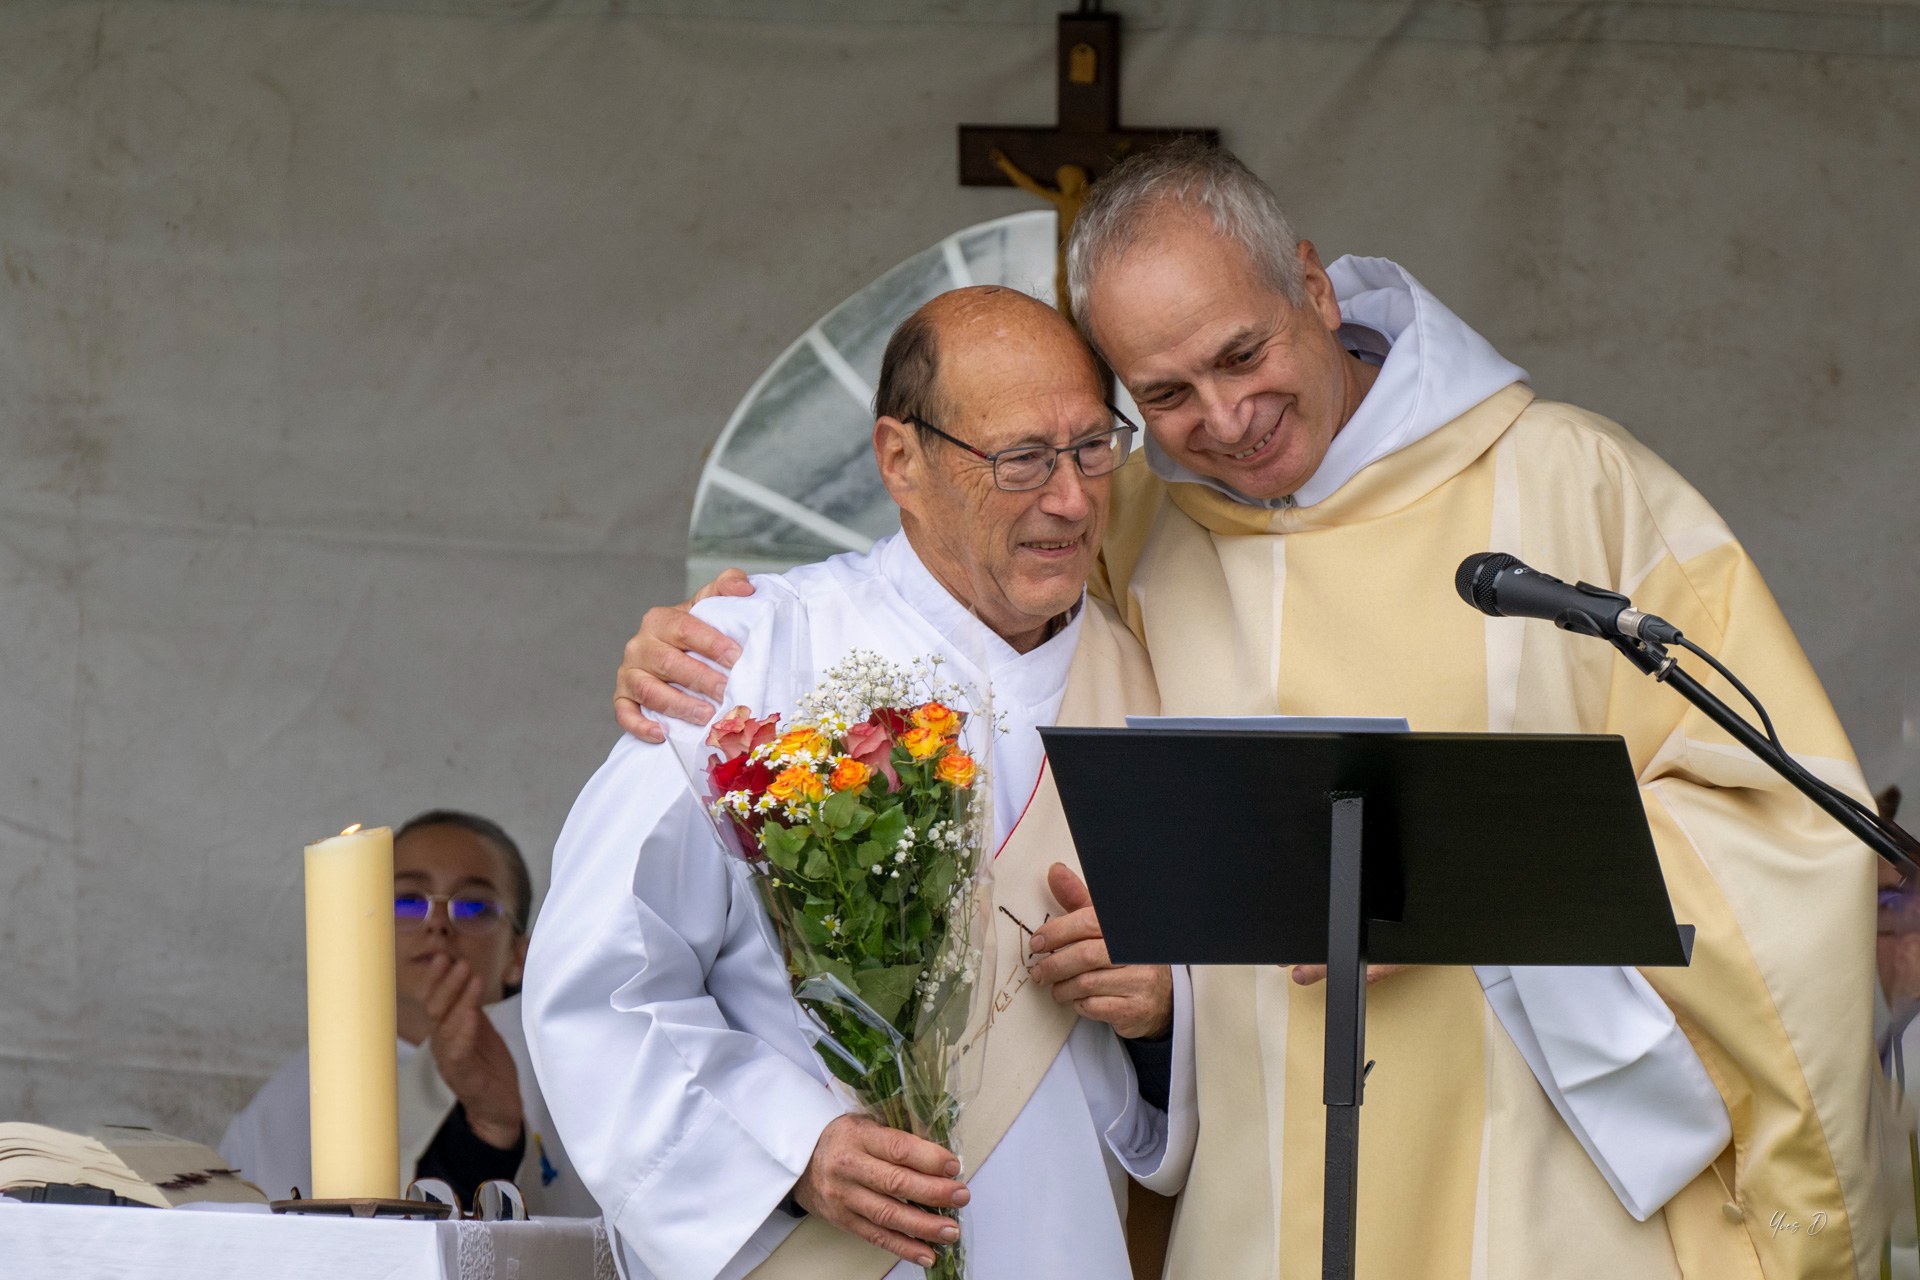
top-left (421, 954), bottom-right (524, 1150)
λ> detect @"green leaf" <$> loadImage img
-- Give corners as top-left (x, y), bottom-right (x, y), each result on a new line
top-left (906, 899), bottom-right (933, 942)
top-left (821, 786), bottom-right (879, 836)
top-left (794, 911), bottom-right (830, 947)
top-left (855, 964), bottom-right (923, 1025)
top-left (802, 845), bottom-right (832, 879)
top-left (821, 790), bottom-right (859, 831)
top-left (803, 956), bottom-right (857, 990)
top-left (920, 855), bottom-right (958, 902)
top-left (763, 824), bottom-right (804, 871)
top-left (870, 804), bottom-right (909, 850)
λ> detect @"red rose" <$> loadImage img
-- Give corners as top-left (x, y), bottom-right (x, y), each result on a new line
top-left (710, 753), bottom-right (775, 797)
top-left (870, 707), bottom-right (914, 740)
top-left (707, 753), bottom-right (777, 860)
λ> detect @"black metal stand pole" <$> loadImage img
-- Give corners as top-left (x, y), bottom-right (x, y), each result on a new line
top-left (1322, 792), bottom-right (1367, 1280)
top-left (1609, 637), bottom-right (1920, 879)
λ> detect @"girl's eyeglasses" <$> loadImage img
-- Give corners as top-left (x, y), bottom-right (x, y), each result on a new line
top-left (394, 893), bottom-right (518, 934)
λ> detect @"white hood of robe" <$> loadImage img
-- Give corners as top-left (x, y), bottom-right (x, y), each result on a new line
top-left (1143, 255), bottom-right (1529, 509)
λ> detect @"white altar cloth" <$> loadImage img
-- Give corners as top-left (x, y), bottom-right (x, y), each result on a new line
top-left (0, 1201), bottom-right (615, 1280)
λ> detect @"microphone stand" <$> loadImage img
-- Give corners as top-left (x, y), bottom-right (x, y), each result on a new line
top-left (1607, 635), bottom-right (1920, 880)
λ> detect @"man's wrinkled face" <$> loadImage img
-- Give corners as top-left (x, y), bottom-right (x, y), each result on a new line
top-left (895, 324), bottom-right (1113, 650)
top-left (1084, 209), bottom-right (1358, 502)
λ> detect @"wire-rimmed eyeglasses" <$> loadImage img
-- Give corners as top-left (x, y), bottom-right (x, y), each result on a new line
top-left (904, 406), bottom-right (1138, 493)
top-left (406, 1177), bottom-right (528, 1221)
top-left (394, 893), bottom-right (518, 934)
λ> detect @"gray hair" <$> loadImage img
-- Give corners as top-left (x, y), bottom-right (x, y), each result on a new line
top-left (1065, 139), bottom-right (1306, 338)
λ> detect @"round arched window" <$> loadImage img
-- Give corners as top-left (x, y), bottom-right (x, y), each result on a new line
top-left (687, 211), bottom-right (1135, 590)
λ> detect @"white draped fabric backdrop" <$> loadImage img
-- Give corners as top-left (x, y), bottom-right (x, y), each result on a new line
top-left (1, 0), bottom-right (1915, 1144)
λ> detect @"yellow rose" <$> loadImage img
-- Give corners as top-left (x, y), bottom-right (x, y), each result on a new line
top-left (829, 758), bottom-right (872, 792)
top-left (901, 726), bottom-right (944, 761)
top-left (912, 701), bottom-right (962, 740)
top-left (768, 764), bottom-right (826, 805)
top-left (770, 726), bottom-right (831, 762)
top-left (934, 751), bottom-right (978, 789)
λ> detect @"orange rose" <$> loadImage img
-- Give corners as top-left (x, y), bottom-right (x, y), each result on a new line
top-left (934, 751), bottom-right (977, 789)
top-left (829, 758), bottom-right (873, 792)
top-left (912, 701), bottom-right (962, 740)
top-left (768, 764), bottom-right (826, 805)
top-left (901, 726), bottom-right (944, 761)
top-left (770, 726), bottom-right (831, 762)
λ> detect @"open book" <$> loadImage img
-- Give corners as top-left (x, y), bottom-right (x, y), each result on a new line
top-left (0, 1123), bottom-right (267, 1207)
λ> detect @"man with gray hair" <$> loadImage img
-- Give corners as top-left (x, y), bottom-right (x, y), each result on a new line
top-left (619, 142), bottom-right (1881, 1278)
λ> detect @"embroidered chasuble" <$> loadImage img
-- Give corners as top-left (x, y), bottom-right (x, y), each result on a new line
top-left (1094, 384), bottom-right (1884, 1279)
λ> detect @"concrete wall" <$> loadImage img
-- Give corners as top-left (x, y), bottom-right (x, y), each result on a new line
top-left (1, 0), bottom-right (1913, 1143)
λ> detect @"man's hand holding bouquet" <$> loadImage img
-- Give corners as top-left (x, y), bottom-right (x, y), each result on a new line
top-left (683, 651), bottom-right (996, 1278)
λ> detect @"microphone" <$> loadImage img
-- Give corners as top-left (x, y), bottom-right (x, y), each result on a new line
top-left (1455, 552), bottom-right (1683, 645)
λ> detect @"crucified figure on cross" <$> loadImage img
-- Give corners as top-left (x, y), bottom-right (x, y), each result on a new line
top-left (959, 10), bottom-right (1215, 313)
top-left (990, 148), bottom-right (1091, 320)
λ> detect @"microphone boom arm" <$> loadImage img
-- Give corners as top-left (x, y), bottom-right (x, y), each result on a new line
top-left (1608, 634), bottom-right (1920, 880)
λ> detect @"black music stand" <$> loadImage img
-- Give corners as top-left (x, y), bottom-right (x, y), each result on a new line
top-left (1038, 728), bottom-right (1693, 1280)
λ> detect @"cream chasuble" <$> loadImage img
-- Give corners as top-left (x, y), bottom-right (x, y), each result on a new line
top-left (1094, 384), bottom-right (1884, 1279)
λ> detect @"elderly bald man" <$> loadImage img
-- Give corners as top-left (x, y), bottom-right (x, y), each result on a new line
top-left (521, 287), bottom-right (1186, 1280)
top-left (619, 141), bottom-right (1881, 1279)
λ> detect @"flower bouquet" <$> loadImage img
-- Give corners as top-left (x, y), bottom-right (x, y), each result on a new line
top-left (695, 651), bottom-right (994, 1279)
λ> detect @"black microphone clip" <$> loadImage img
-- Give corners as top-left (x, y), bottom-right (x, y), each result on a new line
top-left (1551, 581), bottom-right (1631, 640)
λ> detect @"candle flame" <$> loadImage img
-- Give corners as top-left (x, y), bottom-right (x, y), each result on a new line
top-left (340, 822), bottom-right (363, 836)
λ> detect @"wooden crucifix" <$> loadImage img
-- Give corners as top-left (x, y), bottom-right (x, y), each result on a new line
top-left (959, 1), bottom-right (1219, 317)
